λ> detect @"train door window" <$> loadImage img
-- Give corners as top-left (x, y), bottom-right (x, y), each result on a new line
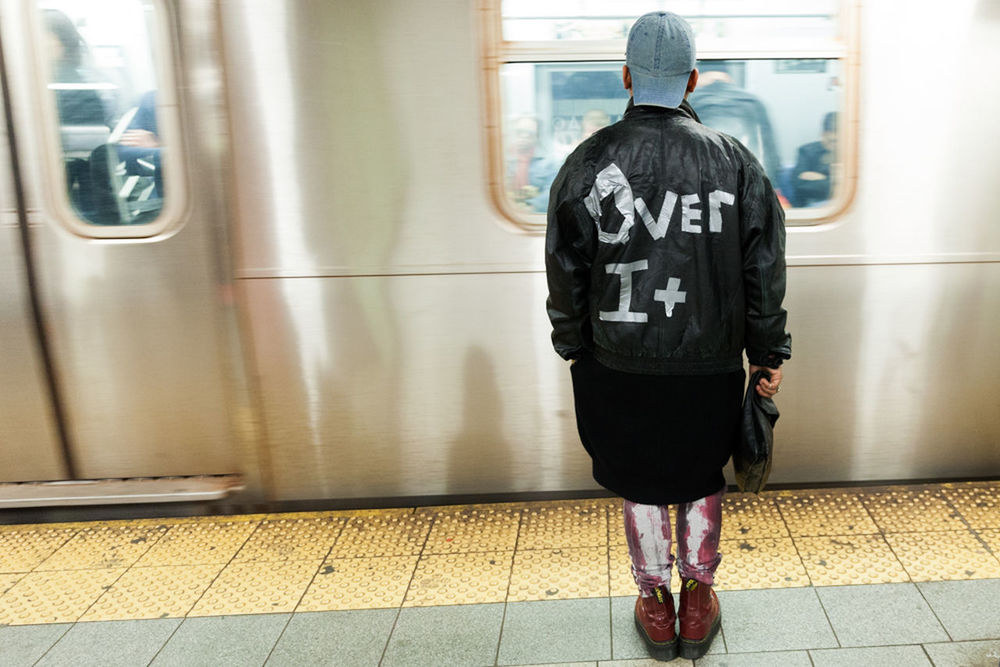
top-left (36, 0), bottom-right (181, 236)
top-left (485, 0), bottom-right (858, 229)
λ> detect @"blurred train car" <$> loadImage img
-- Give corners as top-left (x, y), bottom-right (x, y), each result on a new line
top-left (1, 0), bottom-right (998, 509)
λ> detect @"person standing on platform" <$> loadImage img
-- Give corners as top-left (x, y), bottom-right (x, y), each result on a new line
top-left (544, 11), bottom-right (791, 661)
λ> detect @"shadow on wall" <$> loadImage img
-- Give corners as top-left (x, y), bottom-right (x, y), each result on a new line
top-left (448, 346), bottom-right (513, 495)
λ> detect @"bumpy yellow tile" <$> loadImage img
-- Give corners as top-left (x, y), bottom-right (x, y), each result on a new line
top-left (776, 492), bottom-right (880, 536)
top-left (862, 488), bottom-right (966, 533)
top-left (885, 530), bottom-right (1000, 582)
top-left (608, 542), bottom-right (680, 597)
top-left (795, 535), bottom-right (909, 586)
top-left (978, 529), bottom-right (1000, 556)
top-left (715, 538), bottom-right (809, 590)
top-left (422, 508), bottom-right (520, 554)
top-left (136, 520), bottom-right (259, 566)
top-left (0, 568), bottom-right (124, 625)
top-left (189, 560), bottom-right (318, 616)
top-left (297, 556), bottom-right (418, 611)
top-left (80, 564), bottom-right (222, 621)
top-left (0, 526), bottom-right (79, 573)
top-left (720, 494), bottom-right (789, 540)
top-left (508, 547), bottom-right (608, 601)
top-left (607, 502), bottom-right (627, 545)
top-left (233, 517), bottom-right (344, 562)
top-left (35, 524), bottom-right (167, 570)
top-left (404, 552), bottom-right (512, 606)
top-left (943, 486), bottom-right (1000, 529)
top-left (312, 508), bottom-right (417, 519)
top-left (517, 502), bottom-right (608, 550)
top-left (0, 573), bottom-right (24, 595)
top-left (329, 514), bottom-right (432, 558)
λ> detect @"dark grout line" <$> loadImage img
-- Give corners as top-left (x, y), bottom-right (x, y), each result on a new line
top-left (376, 511), bottom-right (438, 666)
top-left (29, 622), bottom-right (75, 667)
top-left (262, 519), bottom-right (348, 665)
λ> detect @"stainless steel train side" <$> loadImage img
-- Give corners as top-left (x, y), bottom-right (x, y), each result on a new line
top-left (1, 0), bottom-right (998, 507)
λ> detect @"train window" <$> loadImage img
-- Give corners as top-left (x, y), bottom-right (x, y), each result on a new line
top-left (36, 0), bottom-right (180, 236)
top-left (485, 1), bottom-right (858, 229)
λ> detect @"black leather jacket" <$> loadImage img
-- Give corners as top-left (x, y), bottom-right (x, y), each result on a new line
top-left (545, 100), bottom-right (791, 374)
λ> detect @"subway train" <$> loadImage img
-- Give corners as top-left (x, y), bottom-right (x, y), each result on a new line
top-left (1, 0), bottom-right (998, 510)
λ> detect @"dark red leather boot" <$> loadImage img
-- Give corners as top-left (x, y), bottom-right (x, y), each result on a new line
top-left (633, 585), bottom-right (678, 661)
top-left (678, 578), bottom-right (722, 659)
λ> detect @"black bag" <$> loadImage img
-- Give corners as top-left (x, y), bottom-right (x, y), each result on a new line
top-left (735, 370), bottom-right (780, 493)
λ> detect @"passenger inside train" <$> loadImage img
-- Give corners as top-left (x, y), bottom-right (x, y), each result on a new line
top-left (790, 111), bottom-right (839, 208)
top-left (505, 115), bottom-right (557, 213)
top-left (687, 61), bottom-right (782, 188)
top-left (43, 8), bottom-right (113, 222)
top-left (41, 3), bottom-right (165, 226)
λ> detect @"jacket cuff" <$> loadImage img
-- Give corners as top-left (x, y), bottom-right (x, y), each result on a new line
top-left (748, 351), bottom-right (789, 368)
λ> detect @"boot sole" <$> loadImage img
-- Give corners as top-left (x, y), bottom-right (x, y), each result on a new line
top-left (633, 614), bottom-right (679, 661)
top-left (678, 611), bottom-right (722, 660)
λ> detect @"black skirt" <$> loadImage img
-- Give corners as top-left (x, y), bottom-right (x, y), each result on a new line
top-left (570, 353), bottom-right (745, 505)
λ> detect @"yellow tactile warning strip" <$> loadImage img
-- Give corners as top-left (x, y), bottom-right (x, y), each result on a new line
top-left (0, 481), bottom-right (999, 624)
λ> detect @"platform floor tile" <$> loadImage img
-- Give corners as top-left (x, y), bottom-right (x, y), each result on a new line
top-left (774, 491), bottom-right (880, 536)
top-left (497, 598), bottom-right (611, 665)
top-left (420, 507), bottom-right (521, 554)
top-left (861, 488), bottom-right (968, 533)
top-left (0, 568), bottom-right (125, 625)
top-left (809, 645), bottom-right (933, 666)
top-left (714, 588), bottom-right (839, 653)
top-left (150, 613), bottom-right (290, 667)
top-left (885, 529), bottom-right (1000, 581)
top-left (382, 603), bottom-right (504, 666)
top-left (916, 579), bottom-right (1000, 642)
top-left (0, 526), bottom-right (78, 573)
top-left (0, 623), bottom-right (71, 665)
top-left (516, 502), bottom-right (609, 550)
top-left (693, 651), bottom-right (812, 666)
top-left (79, 564), bottom-right (223, 621)
top-left (36, 618), bottom-right (180, 667)
top-left (0, 572), bottom-right (23, 594)
top-left (976, 528), bottom-right (1000, 556)
top-left (189, 560), bottom-right (318, 617)
top-left (508, 546), bottom-right (608, 601)
top-left (34, 524), bottom-right (166, 570)
top-left (714, 538), bottom-right (810, 590)
top-left (296, 555), bottom-right (417, 611)
top-left (404, 551), bottom-right (512, 606)
top-left (794, 534), bottom-right (910, 586)
top-left (264, 608), bottom-right (397, 666)
top-left (135, 520), bottom-right (259, 566)
top-left (233, 516), bottom-right (345, 563)
top-left (816, 583), bottom-right (949, 647)
top-left (720, 494), bottom-right (789, 540)
top-left (921, 639), bottom-right (1000, 667)
top-left (328, 514), bottom-right (432, 558)
top-left (942, 484), bottom-right (1000, 529)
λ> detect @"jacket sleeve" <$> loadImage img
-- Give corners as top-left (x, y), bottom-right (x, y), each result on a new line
top-left (739, 151), bottom-right (792, 367)
top-left (545, 161), bottom-right (595, 360)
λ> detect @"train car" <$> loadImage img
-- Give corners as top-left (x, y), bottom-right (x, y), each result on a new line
top-left (1, 0), bottom-right (998, 510)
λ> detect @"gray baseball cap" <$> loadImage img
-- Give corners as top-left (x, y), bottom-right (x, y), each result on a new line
top-left (625, 11), bottom-right (696, 108)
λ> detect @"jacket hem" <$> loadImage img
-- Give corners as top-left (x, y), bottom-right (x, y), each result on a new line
top-left (592, 348), bottom-right (743, 376)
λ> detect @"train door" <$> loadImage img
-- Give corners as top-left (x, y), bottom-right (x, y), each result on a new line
top-left (0, 0), bottom-right (251, 505)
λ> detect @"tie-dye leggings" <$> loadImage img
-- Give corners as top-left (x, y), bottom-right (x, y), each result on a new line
top-left (623, 488), bottom-right (724, 594)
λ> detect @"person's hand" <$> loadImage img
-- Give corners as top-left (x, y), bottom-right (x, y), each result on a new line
top-left (119, 129), bottom-right (159, 148)
top-left (749, 364), bottom-right (783, 398)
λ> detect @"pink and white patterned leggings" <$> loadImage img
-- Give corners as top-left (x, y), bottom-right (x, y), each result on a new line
top-left (623, 488), bottom-right (724, 595)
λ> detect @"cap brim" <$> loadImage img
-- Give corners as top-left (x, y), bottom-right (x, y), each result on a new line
top-left (631, 70), bottom-right (690, 109)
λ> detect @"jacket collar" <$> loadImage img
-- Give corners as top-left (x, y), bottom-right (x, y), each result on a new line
top-left (624, 97), bottom-right (701, 123)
